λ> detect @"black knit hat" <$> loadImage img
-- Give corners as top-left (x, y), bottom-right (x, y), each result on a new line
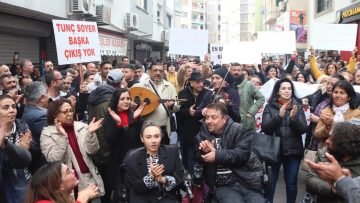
top-left (213, 67), bottom-right (233, 83)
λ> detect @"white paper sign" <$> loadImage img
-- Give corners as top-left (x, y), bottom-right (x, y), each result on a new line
top-left (257, 31), bottom-right (296, 54)
top-left (99, 34), bottom-right (128, 56)
top-left (210, 44), bottom-right (223, 64)
top-left (222, 42), bottom-right (262, 64)
top-left (310, 24), bottom-right (358, 51)
top-left (52, 20), bottom-right (101, 65)
top-left (169, 28), bottom-right (208, 58)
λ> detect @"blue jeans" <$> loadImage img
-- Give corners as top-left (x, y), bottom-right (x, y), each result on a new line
top-left (215, 182), bottom-right (266, 203)
top-left (266, 155), bottom-right (301, 203)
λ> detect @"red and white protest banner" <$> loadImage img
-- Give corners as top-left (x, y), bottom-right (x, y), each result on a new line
top-left (52, 20), bottom-right (101, 65)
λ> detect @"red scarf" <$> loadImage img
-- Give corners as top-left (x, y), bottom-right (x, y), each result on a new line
top-left (116, 110), bottom-right (139, 128)
top-left (63, 123), bottom-right (90, 174)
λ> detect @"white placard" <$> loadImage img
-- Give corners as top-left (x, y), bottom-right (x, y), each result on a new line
top-left (99, 34), bottom-right (128, 56)
top-left (222, 42), bottom-right (262, 64)
top-left (52, 20), bottom-right (101, 65)
top-left (169, 28), bottom-right (208, 58)
top-left (210, 44), bottom-right (223, 65)
top-left (310, 24), bottom-right (357, 51)
top-left (257, 31), bottom-right (296, 54)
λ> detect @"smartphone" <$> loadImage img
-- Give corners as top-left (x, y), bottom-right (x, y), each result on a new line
top-left (14, 52), bottom-right (19, 60)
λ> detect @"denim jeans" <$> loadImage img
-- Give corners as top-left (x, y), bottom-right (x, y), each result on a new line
top-left (215, 182), bottom-right (266, 203)
top-left (180, 141), bottom-right (196, 174)
top-left (266, 155), bottom-right (302, 203)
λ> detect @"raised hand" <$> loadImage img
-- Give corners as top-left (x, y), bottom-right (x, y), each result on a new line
top-left (305, 153), bottom-right (344, 183)
top-left (55, 119), bottom-right (67, 136)
top-left (19, 129), bottom-right (32, 150)
top-left (88, 117), bottom-right (104, 134)
top-left (290, 105), bottom-right (298, 118)
top-left (309, 46), bottom-right (315, 55)
top-left (108, 107), bottom-right (121, 125)
top-left (352, 47), bottom-right (358, 58)
top-left (77, 184), bottom-right (100, 203)
top-left (134, 104), bottom-right (145, 119)
top-left (279, 104), bottom-right (288, 118)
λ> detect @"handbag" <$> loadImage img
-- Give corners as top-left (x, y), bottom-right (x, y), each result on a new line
top-left (250, 132), bottom-right (280, 164)
top-left (301, 136), bottom-right (317, 172)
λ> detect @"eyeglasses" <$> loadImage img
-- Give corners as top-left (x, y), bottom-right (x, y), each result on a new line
top-left (59, 109), bottom-right (74, 114)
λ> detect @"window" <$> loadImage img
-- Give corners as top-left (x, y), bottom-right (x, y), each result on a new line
top-left (240, 14), bottom-right (248, 22)
top-left (200, 25), bottom-right (204, 29)
top-left (218, 5), bottom-right (221, 11)
top-left (167, 14), bottom-right (172, 28)
top-left (136, 0), bottom-right (147, 11)
top-left (200, 15), bottom-right (204, 20)
top-left (317, 0), bottom-right (332, 13)
top-left (218, 24), bottom-right (221, 31)
top-left (181, 12), bottom-right (188, 17)
top-left (218, 34), bottom-right (221, 41)
top-left (218, 15), bottom-right (221, 21)
top-left (240, 5), bottom-right (249, 13)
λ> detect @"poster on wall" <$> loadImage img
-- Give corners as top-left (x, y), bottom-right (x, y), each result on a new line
top-left (99, 33), bottom-right (128, 56)
top-left (52, 20), bottom-right (101, 65)
top-left (290, 11), bottom-right (307, 43)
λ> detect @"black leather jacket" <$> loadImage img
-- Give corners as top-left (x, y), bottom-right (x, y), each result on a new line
top-left (261, 99), bottom-right (308, 157)
top-left (197, 119), bottom-right (264, 191)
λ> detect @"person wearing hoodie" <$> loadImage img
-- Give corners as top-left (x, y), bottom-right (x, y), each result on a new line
top-left (230, 63), bottom-right (265, 131)
top-left (86, 69), bottom-right (124, 202)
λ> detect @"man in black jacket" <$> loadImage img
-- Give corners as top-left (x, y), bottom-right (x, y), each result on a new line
top-left (197, 103), bottom-right (265, 203)
top-left (176, 71), bottom-right (210, 174)
top-left (0, 125), bottom-right (32, 203)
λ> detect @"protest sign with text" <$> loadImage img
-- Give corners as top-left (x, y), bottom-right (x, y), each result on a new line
top-left (257, 31), bottom-right (296, 54)
top-left (52, 20), bottom-right (101, 65)
top-left (222, 42), bottom-right (262, 64)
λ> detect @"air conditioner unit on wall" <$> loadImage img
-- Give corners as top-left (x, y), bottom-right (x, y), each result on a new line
top-left (70, 0), bottom-right (96, 16)
top-left (96, 5), bottom-right (111, 25)
top-left (126, 12), bottom-right (140, 30)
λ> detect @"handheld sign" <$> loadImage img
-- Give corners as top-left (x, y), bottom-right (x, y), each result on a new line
top-left (52, 20), bottom-right (101, 65)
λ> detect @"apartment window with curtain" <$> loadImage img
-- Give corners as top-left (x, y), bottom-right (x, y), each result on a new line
top-left (136, 0), bottom-right (147, 11)
top-left (316, 0), bottom-right (333, 13)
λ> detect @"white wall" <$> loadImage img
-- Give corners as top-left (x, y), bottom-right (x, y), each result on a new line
top-left (1, 0), bottom-right (67, 18)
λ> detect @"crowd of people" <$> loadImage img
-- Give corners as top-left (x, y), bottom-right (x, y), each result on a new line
top-left (0, 48), bottom-right (360, 203)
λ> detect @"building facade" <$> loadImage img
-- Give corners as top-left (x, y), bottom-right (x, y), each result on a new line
top-left (0, 0), bottom-right (177, 67)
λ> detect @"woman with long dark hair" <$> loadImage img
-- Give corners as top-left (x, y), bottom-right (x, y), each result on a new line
top-left (25, 161), bottom-right (99, 203)
top-left (103, 88), bottom-right (144, 201)
top-left (262, 78), bottom-right (308, 203)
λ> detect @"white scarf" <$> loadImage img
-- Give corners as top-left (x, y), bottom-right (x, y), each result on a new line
top-left (333, 103), bottom-right (349, 123)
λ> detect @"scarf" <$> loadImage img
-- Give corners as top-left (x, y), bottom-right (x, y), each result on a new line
top-left (63, 123), bottom-right (90, 174)
top-left (333, 103), bottom-right (349, 123)
top-left (117, 111), bottom-right (129, 128)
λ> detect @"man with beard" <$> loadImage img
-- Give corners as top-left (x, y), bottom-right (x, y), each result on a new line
top-left (0, 74), bottom-right (17, 95)
top-left (197, 103), bottom-right (266, 203)
top-left (133, 61), bottom-right (178, 145)
top-left (305, 120), bottom-right (360, 203)
top-left (230, 63), bottom-right (265, 131)
top-left (176, 71), bottom-right (211, 173)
